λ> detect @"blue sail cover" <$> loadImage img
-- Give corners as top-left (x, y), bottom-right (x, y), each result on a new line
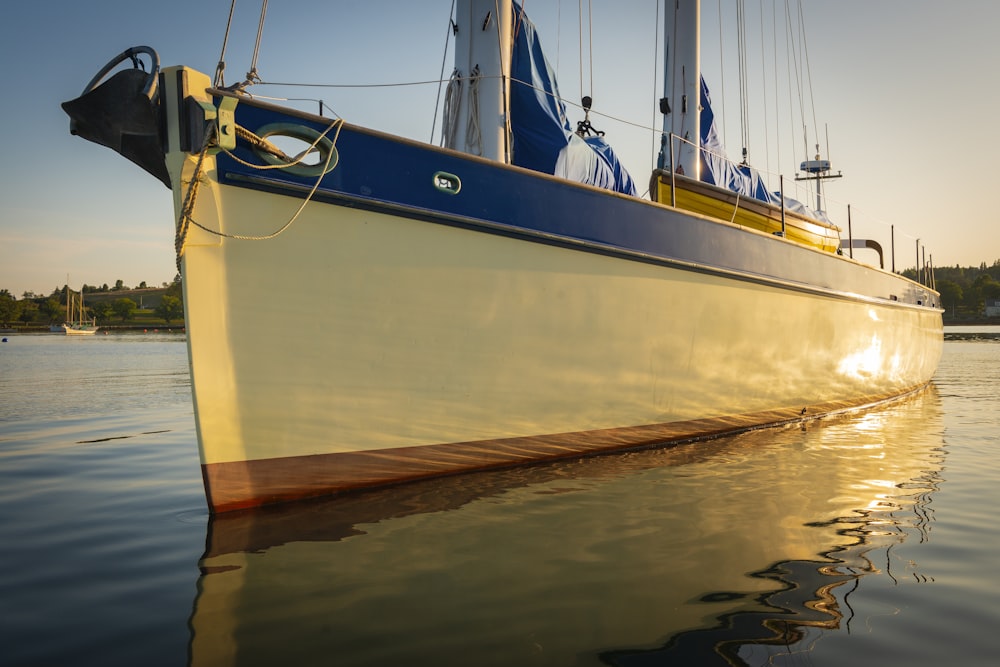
top-left (699, 77), bottom-right (774, 204)
top-left (509, 3), bottom-right (636, 196)
top-left (698, 77), bottom-right (825, 220)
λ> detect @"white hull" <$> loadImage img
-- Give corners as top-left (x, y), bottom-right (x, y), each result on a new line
top-left (187, 186), bottom-right (938, 461)
top-left (174, 125), bottom-right (941, 510)
top-left (53, 323), bottom-right (99, 335)
top-left (62, 325), bottom-right (99, 336)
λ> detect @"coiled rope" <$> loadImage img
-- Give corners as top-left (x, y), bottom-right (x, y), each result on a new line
top-left (465, 65), bottom-right (482, 156)
top-left (441, 68), bottom-right (462, 148)
top-left (174, 115), bottom-right (344, 273)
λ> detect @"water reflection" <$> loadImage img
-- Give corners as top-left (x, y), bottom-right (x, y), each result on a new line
top-left (944, 329), bottom-right (1000, 342)
top-left (189, 387), bottom-right (944, 666)
top-left (602, 492), bottom-right (942, 666)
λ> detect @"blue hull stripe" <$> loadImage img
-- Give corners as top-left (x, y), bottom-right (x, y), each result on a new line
top-left (216, 98), bottom-right (937, 310)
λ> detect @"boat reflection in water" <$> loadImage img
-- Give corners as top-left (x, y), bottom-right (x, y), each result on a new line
top-left (189, 388), bottom-right (944, 666)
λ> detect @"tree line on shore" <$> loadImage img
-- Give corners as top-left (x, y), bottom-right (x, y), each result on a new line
top-left (0, 277), bottom-right (184, 328)
top-left (903, 259), bottom-right (1000, 320)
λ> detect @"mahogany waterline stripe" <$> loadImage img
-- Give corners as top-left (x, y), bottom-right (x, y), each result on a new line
top-left (201, 383), bottom-right (930, 513)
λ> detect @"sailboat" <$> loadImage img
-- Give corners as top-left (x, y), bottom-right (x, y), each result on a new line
top-left (62, 0), bottom-right (942, 513)
top-left (55, 286), bottom-right (99, 336)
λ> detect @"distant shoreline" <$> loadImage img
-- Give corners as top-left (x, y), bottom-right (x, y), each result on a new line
top-left (942, 318), bottom-right (999, 326)
top-left (3, 320), bottom-right (997, 335)
top-left (2, 325), bottom-right (186, 334)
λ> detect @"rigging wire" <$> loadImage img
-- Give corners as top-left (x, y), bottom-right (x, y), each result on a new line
top-left (717, 0), bottom-right (727, 145)
top-left (759, 0), bottom-right (771, 177)
top-left (587, 0), bottom-right (594, 98)
top-left (249, 94), bottom-right (340, 117)
top-left (259, 73), bottom-right (659, 138)
top-left (214, 0), bottom-right (239, 87)
top-left (783, 0), bottom-right (819, 162)
top-left (556, 0), bottom-right (562, 72)
top-left (578, 0), bottom-right (584, 99)
top-left (736, 0), bottom-right (751, 164)
top-left (771, 0), bottom-right (781, 177)
top-left (651, 0), bottom-right (660, 170)
top-left (259, 78), bottom-right (449, 89)
top-left (714, 0), bottom-right (825, 198)
top-left (782, 0), bottom-right (807, 164)
top-left (668, 0), bottom-right (679, 133)
top-left (575, 0), bottom-right (595, 101)
top-left (797, 0), bottom-right (820, 156)
top-left (246, 0), bottom-right (269, 85)
top-left (430, 0), bottom-right (457, 144)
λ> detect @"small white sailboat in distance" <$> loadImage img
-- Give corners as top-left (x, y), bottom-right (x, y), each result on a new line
top-left (63, 0), bottom-right (942, 512)
top-left (57, 285), bottom-right (99, 336)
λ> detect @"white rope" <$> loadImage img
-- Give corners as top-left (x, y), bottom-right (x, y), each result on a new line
top-left (441, 69), bottom-right (462, 148)
top-left (223, 121), bottom-right (340, 172)
top-left (465, 66), bottom-right (483, 156)
top-left (175, 117), bottom-right (344, 272)
top-left (175, 133), bottom-right (215, 273)
top-left (730, 191), bottom-right (742, 225)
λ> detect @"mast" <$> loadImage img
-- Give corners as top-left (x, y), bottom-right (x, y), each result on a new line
top-left (660, 0), bottom-right (701, 179)
top-left (450, 0), bottom-right (514, 163)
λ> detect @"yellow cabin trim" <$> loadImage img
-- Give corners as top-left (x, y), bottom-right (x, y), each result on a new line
top-left (652, 171), bottom-right (842, 254)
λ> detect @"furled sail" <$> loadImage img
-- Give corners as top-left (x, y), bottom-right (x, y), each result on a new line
top-left (698, 77), bottom-right (826, 221)
top-left (509, 3), bottom-right (636, 196)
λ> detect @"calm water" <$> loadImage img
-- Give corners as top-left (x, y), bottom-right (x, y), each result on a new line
top-left (1, 328), bottom-right (998, 666)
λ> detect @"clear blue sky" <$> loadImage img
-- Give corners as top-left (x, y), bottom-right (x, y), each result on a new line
top-left (2, 1), bottom-right (998, 298)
